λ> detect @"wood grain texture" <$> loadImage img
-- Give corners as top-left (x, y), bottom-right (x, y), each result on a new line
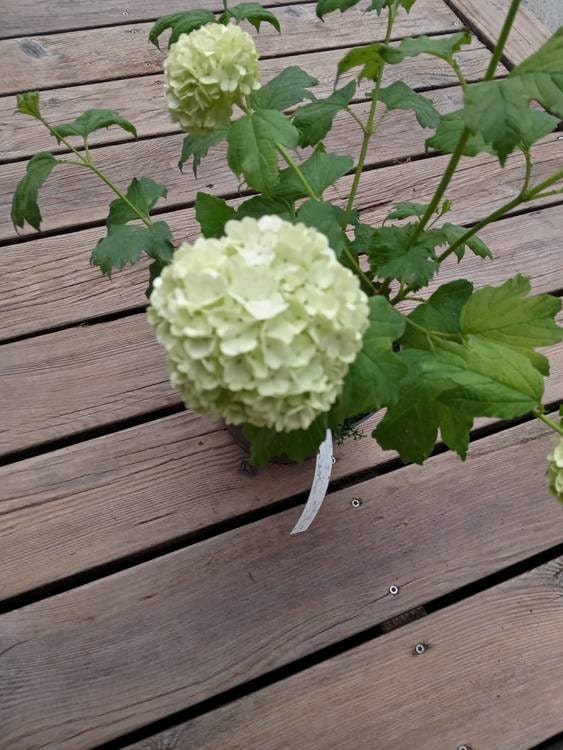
top-left (1, 50), bottom-right (472, 161)
top-left (1, 0), bottom-right (310, 38)
top-left (1, 342), bottom-right (562, 600)
top-left (2, 193), bottom-right (562, 341)
top-left (0, 0), bottom-right (459, 94)
top-left (126, 558), bottom-right (563, 750)
top-left (448, 0), bottom-right (552, 66)
top-left (0, 41), bottom-right (495, 240)
top-left (1, 419), bottom-right (562, 750)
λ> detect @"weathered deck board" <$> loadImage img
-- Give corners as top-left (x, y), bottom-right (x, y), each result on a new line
top-left (2, 195), bottom-right (562, 341)
top-left (0, 42), bottom-right (494, 240)
top-left (126, 558), bottom-right (563, 750)
top-left (1, 352), bottom-right (562, 600)
top-left (448, 0), bottom-right (552, 66)
top-left (0, 0), bottom-right (459, 94)
top-left (0, 420), bottom-right (561, 750)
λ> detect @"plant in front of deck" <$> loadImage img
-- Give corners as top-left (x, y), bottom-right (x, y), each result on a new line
top-left (10, 0), bottom-right (563, 490)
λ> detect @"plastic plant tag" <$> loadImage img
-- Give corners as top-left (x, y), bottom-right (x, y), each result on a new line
top-left (291, 428), bottom-right (334, 534)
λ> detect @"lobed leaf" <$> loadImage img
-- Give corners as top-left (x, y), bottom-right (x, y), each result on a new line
top-left (91, 221), bottom-right (174, 276)
top-left (292, 82), bottom-right (356, 146)
top-left (178, 129), bottom-right (228, 176)
top-left (11, 151), bottom-right (57, 231)
top-left (17, 91), bottom-right (41, 119)
top-left (220, 3), bottom-right (280, 31)
top-left (273, 148), bottom-right (353, 202)
top-left (195, 192), bottom-right (236, 238)
top-left (52, 109), bottom-right (137, 141)
top-left (249, 66), bottom-right (318, 111)
top-left (243, 416), bottom-right (328, 466)
top-left (149, 10), bottom-right (216, 48)
top-left (379, 81), bottom-right (440, 128)
top-left (297, 199), bottom-right (347, 256)
top-left (106, 177), bottom-right (168, 229)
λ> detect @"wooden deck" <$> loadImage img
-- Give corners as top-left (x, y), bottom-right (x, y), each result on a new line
top-left (1, 0), bottom-right (562, 748)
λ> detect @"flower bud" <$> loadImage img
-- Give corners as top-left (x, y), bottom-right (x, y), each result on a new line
top-left (164, 22), bottom-right (261, 133)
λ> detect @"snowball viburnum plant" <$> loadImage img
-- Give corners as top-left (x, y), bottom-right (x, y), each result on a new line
top-left (10, 0), bottom-right (563, 491)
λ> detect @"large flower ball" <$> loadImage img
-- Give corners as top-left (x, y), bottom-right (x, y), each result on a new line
top-left (164, 22), bottom-right (261, 133)
top-left (148, 216), bottom-right (370, 432)
top-left (547, 438), bottom-right (563, 502)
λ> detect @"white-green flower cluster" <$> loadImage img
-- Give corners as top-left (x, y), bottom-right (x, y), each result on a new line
top-left (164, 22), bottom-right (260, 133)
top-left (547, 437), bottom-right (563, 502)
top-left (148, 216), bottom-right (369, 432)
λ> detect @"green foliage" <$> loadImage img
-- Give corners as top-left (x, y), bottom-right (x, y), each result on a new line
top-left (249, 67), bottom-right (318, 111)
top-left (459, 275), bottom-right (563, 373)
top-left (149, 10), bottom-right (216, 48)
top-left (16, 91), bottom-right (41, 119)
top-left (227, 109), bottom-right (300, 194)
top-left (236, 195), bottom-right (293, 220)
top-left (107, 178), bottom-right (167, 227)
top-left (297, 199), bottom-right (347, 256)
top-left (52, 109), bottom-right (137, 141)
top-left (462, 29), bottom-right (563, 163)
top-left (330, 297), bottom-right (407, 424)
top-left (273, 148), bottom-right (353, 201)
top-left (338, 44), bottom-right (386, 82)
top-left (91, 221), bottom-right (174, 276)
top-left (366, 224), bottom-right (445, 290)
top-left (426, 109), bottom-right (497, 157)
top-left (379, 81), bottom-right (440, 128)
top-left (292, 82), bottom-right (356, 146)
top-left (195, 192), bottom-right (236, 238)
top-left (243, 416), bottom-right (328, 466)
top-left (401, 280), bottom-right (473, 350)
top-left (11, 151), bottom-right (57, 231)
top-left (316, 0), bottom-right (362, 19)
top-left (178, 130), bottom-right (228, 175)
top-left (219, 2), bottom-right (280, 32)
top-left (437, 223), bottom-right (492, 261)
top-left (368, 0), bottom-right (416, 13)
top-left (385, 201), bottom-right (429, 221)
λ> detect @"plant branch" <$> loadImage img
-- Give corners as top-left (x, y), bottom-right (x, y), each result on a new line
top-left (340, 1), bottom-right (397, 229)
top-left (344, 106), bottom-right (367, 134)
top-left (341, 246), bottom-right (379, 296)
top-left (41, 116), bottom-right (152, 228)
top-left (535, 409), bottom-right (563, 437)
top-left (404, 316), bottom-right (460, 340)
top-left (276, 143), bottom-right (320, 200)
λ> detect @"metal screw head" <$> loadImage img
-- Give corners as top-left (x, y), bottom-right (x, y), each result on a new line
top-left (331, 456), bottom-right (336, 465)
top-left (454, 20), bottom-right (461, 26)
top-left (389, 584), bottom-right (399, 596)
top-left (351, 498), bottom-right (362, 508)
top-left (415, 643), bottom-right (426, 655)
top-left (458, 745), bottom-right (470, 750)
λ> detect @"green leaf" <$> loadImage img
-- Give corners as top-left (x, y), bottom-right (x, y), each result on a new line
top-left (273, 148), bottom-right (353, 201)
top-left (297, 199), bottom-right (348, 257)
top-left (149, 10), bottom-right (216, 48)
top-left (366, 224), bottom-right (443, 290)
top-left (17, 91), bottom-right (41, 119)
top-left (330, 297), bottom-right (407, 424)
top-left (368, 0), bottom-right (416, 13)
top-left (459, 275), bottom-right (563, 374)
top-left (52, 109), bottom-right (137, 141)
top-left (385, 201), bottom-right (429, 222)
top-left (426, 108), bottom-right (497, 157)
top-left (380, 31), bottom-right (472, 64)
top-left (147, 259), bottom-right (166, 299)
top-left (106, 177), bottom-right (168, 228)
top-left (293, 82), bottom-right (356, 146)
top-left (178, 129), bottom-right (228, 176)
top-left (350, 221), bottom-right (376, 254)
top-left (249, 67), bottom-right (318, 111)
top-left (91, 221), bottom-right (174, 276)
top-left (337, 43), bottom-right (386, 82)
top-left (195, 192), bottom-right (236, 238)
top-left (438, 222), bottom-right (493, 261)
top-left (243, 416), bottom-right (328, 467)
top-left (11, 151), bottom-right (57, 231)
top-left (401, 279), bottom-right (473, 350)
top-left (236, 195), bottom-right (293, 220)
top-left (220, 2), bottom-right (280, 31)
top-left (379, 81), bottom-right (440, 128)
top-left (316, 0), bottom-right (362, 19)
top-left (227, 109), bottom-right (300, 194)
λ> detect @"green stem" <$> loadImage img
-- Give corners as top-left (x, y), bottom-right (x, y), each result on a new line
top-left (404, 316), bottom-right (460, 340)
top-left (341, 246), bottom-right (379, 296)
top-left (276, 143), bottom-right (320, 200)
top-left (485, 0), bottom-right (522, 77)
top-left (405, 0), bottom-right (522, 251)
top-left (524, 167), bottom-right (563, 199)
top-left (451, 58), bottom-right (467, 89)
top-left (340, 2), bottom-right (397, 229)
top-left (345, 106), bottom-right (367, 134)
top-left (535, 410), bottom-right (563, 437)
top-left (41, 117), bottom-right (152, 228)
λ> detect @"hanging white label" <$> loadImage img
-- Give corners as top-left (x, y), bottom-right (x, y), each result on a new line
top-left (290, 429), bottom-right (334, 535)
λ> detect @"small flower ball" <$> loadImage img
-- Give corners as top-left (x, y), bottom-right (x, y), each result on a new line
top-left (148, 216), bottom-right (370, 432)
top-left (164, 22), bottom-right (261, 133)
top-left (547, 437), bottom-right (563, 502)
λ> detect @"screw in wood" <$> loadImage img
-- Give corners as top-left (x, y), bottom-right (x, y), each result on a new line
top-left (351, 498), bottom-right (362, 508)
top-left (458, 746), bottom-right (471, 750)
top-left (414, 643), bottom-right (425, 655)
top-left (389, 584), bottom-right (399, 596)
